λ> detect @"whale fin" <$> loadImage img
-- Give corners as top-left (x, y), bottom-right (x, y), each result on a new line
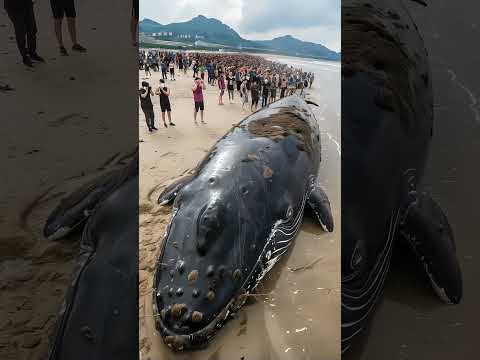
top-left (399, 192), bottom-right (462, 304)
top-left (44, 169), bottom-right (122, 240)
top-left (44, 155), bottom-right (138, 241)
top-left (307, 186), bottom-right (334, 232)
top-left (158, 175), bottom-right (194, 205)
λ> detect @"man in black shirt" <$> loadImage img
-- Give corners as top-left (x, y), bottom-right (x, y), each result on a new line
top-left (261, 78), bottom-right (270, 107)
top-left (139, 81), bottom-right (157, 132)
top-left (156, 79), bottom-right (175, 128)
top-left (4, 0), bottom-right (44, 67)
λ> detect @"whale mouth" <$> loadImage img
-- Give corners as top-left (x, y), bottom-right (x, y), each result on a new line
top-left (152, 289), bottom-right (248, 351)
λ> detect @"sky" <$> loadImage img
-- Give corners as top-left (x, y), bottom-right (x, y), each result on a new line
top-left (139, 0), bottom-right (341, 52)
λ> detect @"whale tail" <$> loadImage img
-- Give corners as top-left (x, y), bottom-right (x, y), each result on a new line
top-left (399, 192), bottom-right (462, 304)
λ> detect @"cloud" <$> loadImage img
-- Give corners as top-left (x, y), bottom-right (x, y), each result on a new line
top-left (140, 0), bottom-right (242, 26)
top-left (238, 0), bottom-right (340, 33)
top-left (140, 0), bottom-right (340, 50)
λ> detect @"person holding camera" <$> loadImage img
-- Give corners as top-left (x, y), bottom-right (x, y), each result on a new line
top-left (139, 81), bottom-right (157, 132)
top-left (192, 77), bottom-right (206, 125)
top-left (155, 79), bottom-right (175, 128)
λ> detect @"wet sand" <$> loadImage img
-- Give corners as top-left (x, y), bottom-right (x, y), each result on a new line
top-left (0, 2), bottom-right (137, 359)
top-left (138, 56), bottom-right (341, 359)
top-left (345, 2), bottom-right (480, 359)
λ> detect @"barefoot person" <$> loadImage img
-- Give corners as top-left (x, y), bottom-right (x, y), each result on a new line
top-left (139, 81), bottom-right (157, 132)
top-left (192, 77), bottom-right (206, 125)
top-left (156, 79), bottom-right (175, 128)
top-left (4, 0), bottom-right (44, 67)
top-left (50, 0), bottom-right (86, 56)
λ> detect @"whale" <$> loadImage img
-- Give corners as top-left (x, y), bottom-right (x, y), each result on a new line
top-left (342, 0), bottom-right (462, 353)
top-left (44, 155), bottom-right (139, 360)
top-left (153, 94), bottom-right (334, 350)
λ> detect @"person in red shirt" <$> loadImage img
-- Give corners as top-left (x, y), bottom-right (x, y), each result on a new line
top-left (192, 77), bottom-right (206, 125)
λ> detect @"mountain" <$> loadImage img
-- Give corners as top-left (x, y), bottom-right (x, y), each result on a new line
top-left (139, 18), bottom-right (164, 33)
top-left (255, 35), bottom-right (339, 60)
top-left (139, 16), bottom-right (244, 46)
top-left (139, 16), bottom-right (340, 61)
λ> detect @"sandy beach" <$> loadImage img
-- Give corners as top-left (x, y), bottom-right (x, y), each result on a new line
top-left (138, 55), bottom-right (341, 360)
top-left (0, 1), bottom-right (137, 359)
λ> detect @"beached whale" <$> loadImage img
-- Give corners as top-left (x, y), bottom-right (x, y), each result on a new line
top-left (153, 94), bottom-right (334, 350)
top-left (342, 0), bottom-right (462, 353)
top-left (44, 155), bottom-right (138, 360)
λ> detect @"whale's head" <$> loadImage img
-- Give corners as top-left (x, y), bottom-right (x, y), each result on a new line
top-left (153, 174), bottom-right (270, 350)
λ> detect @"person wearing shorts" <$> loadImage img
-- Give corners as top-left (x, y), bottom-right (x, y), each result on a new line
top-left (226, 71), bottom-right (235, 103)
top-left (156, 79), bottom-right (175, 128)
top-left (192, 77), bottom-right (206, 124)
top-left (50, 0), bottom-right (86, 56)
top-left (169, 61), bottom-right (175, 80)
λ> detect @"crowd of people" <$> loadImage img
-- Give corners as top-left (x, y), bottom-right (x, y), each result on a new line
top-left (138, 50), bottom-right (316, 131)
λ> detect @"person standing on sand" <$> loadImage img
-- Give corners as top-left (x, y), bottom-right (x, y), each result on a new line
top-left (213, 67), bottom-right (218, 86)
top-left (192, 77), bottom-right (206, 125)
top-left (218, 71), bottom-right (226, 105)
top-left (250, 80), bottom-right (259, 112)
top-left (235, 69), bottom-right (242, 94)
top-left (227, 71), bottom-right (235, 103)
top-left (169, 61), bottom-right (175, 80)
top-left (139, 81), bottom-right (157, 132)
top-left (144, 61), bottom-right (151, 77)
top-left (156, 79), bottom-right (175, 128)
top-left (50, 0), bottom-right (86, 56)
top-left (240, 77), bottom-right (249, 110)
top-left (183, 57), bottom-right (188, 75)
top-left (261, 78), bottom-right (270, 108)
top-left (4, 0), bottom-right (45, 67)
top-left (161, 60), bottom-right (167, 80)
top-left (269, 75), bottom-right (277, 104)
top-left (309, 73), bottom-right (315, 88)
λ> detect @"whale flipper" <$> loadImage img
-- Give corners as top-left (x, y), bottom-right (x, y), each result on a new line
top-left (400, 192), bottom-right (462, 304)
top-left (307, 186), bottom-right (334, 232)
top-left (157, 174), bottom-right (194, 205)
top-left (44, 155), bottom-right (138, 241)
top-left (44, 169), bottom-right (123, 240)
